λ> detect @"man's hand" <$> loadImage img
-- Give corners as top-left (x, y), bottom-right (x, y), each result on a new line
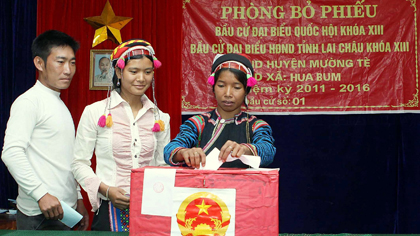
top-left (38, 193), bottom-right (63, 220)
top-left (75, 199), bottom-right (89, 230)
top-left (108, 187), bottom-right (130, 210)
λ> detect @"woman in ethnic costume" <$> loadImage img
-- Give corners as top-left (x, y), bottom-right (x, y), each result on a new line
top-left (164, 53), bottom-right (275, 168)
top-left (72, 39), bottom-right (170, 231)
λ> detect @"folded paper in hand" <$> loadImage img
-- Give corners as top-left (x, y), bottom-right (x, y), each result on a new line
top-left (59, 201), bottom-right (82, 228)
top-left (199, 148), bottom-right (261, 170)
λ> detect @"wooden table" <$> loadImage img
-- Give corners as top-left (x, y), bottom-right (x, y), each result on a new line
top-left (0, 213), bottom-right (17, 230)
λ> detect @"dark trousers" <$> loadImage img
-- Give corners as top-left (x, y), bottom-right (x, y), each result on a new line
top-left (17, 210), bottom-right (71, 230)
top-left (91, 200), bottom-right (111, 231)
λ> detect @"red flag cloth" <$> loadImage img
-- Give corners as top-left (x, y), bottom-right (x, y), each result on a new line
top-left (130, 166), bottom-right (279, 235)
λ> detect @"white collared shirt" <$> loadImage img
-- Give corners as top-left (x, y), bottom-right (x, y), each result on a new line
top-left (71, 91), bottom-right (170, 211)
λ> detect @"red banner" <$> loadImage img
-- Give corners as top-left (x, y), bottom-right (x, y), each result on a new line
top-left (181, 0), bottom-right (419, 114)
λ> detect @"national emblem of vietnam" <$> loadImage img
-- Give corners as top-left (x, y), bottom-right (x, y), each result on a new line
top-left (176, 192), bottom-right (231, 236)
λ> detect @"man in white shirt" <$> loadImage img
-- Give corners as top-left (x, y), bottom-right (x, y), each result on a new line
top-left (1, 30), bottom-right (89, 230)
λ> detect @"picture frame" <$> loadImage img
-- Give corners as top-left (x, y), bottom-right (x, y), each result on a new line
top-left (89, 49), bottom-right (114, 90)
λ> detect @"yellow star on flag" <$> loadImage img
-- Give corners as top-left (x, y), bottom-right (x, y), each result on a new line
top-left (84, 0), bottom-right (132, 47)
top-left (196, 200), bottom-right (212, 215)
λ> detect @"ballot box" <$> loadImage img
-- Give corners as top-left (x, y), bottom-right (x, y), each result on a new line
top-left (130, 166), bottom-right (279, 236)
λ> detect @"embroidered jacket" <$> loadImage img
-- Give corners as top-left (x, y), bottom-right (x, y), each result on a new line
top-left (164, 109), bottom-right (276, 168)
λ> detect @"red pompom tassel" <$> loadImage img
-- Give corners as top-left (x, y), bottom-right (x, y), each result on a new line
top-left (153, 59), bottom-right (162, 69)
top-left (98, 115), bottom-right (106, 127)
top-left (152, 122), bottom-right (161, 132)
top-left (247, 77), bottom-right (257, 87)
top-left (117, 59), bottom-right (125, 69)
top-left (207, 75), bottom-right (215, 85)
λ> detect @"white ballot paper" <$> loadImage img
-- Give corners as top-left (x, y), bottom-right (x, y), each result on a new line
top-left (199, 148), bottom-right (261, 170)
top-left (59, 200), bottom-right (82, 228)
top-left (198, 148), bottom-right (223, 170)
top-left (141, 168), bottom-right (176, 216)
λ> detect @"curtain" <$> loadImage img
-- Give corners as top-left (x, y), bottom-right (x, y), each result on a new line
top-left (266, 112), bottom-right (420, 233)
top-left (0, 0), bottom-right (37, 209)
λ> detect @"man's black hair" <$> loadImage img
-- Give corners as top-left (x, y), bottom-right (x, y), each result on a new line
top-left (31, 30), bottom-right (79, 63)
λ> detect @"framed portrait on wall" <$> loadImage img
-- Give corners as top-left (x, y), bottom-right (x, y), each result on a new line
top-left (89, 49), bottom-right (114, 90)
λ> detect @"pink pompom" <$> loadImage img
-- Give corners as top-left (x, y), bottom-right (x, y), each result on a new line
top-left (152, 123), bottom-right (161, 132)
top-left (97, 115), bottom-right (106, 127)
top-left (117, 59), bottom-right (125, 69)
top-left (207, 75), bottom-right (215, 85)
top-left (153, 59), bottom-right (162, 69)
top-left (247, 77), bottom-right (257, 87)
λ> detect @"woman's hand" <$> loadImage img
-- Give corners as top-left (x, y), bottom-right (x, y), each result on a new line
top-left (108, 187), bottom-right (130, 210)
top-left (75, 199), bottom-right (89, 231)
top-left (219, 141), bottom-right (252, 162)
top-left (174, 147), bottom-right (206, 169)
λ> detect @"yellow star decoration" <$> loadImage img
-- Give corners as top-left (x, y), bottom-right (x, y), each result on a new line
top-left (84, 0), bottom-right (132, 47)
top-left (196, 200), bottom-right (212, 215)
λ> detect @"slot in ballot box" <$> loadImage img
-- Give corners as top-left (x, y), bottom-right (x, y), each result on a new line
top-left (130, 166), bottom-right (279, 235)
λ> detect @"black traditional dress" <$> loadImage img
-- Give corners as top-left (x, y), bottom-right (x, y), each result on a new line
top-left (164, 109), bottom-right (276, 168)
